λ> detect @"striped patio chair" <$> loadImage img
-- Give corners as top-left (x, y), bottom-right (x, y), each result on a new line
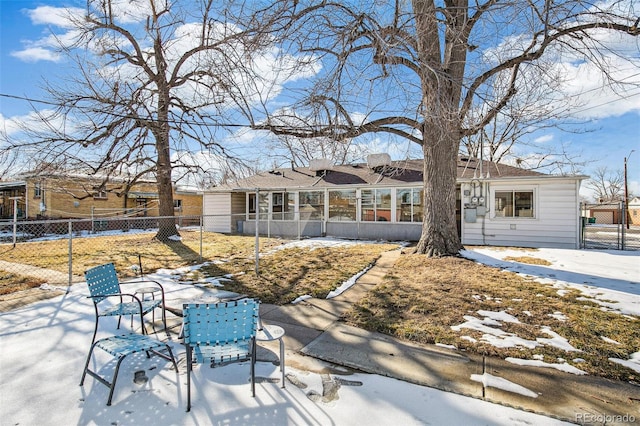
top-left (182, 299), bottom-right (259, 412)
top-left (84, 263), bottom-right (167, 344)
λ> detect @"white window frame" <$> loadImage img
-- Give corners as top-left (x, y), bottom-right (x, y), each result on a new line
top-left (93, 189), bottom-right (108, 200)
top-left (490, 186), bottom-right (537, 219)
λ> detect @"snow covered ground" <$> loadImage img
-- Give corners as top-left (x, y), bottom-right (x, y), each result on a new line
top-left (1, 240), bottom-right (638, 425)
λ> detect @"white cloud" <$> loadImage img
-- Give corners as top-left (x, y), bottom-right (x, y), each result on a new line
top-left (10, 47), bottom-right (61, 63)
top-left (555, 56), bottom-right (640, 119)
top-left (27, 6), bottom-right (84, 28)
top-left (533, 135), bottom-right (553, 144)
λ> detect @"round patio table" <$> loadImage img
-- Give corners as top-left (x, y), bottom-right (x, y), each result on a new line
top-left (256, 323), bottom-right (286, 388)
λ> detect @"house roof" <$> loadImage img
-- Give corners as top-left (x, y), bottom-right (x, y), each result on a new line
top-left (213, 157), bottom-right (565, 191)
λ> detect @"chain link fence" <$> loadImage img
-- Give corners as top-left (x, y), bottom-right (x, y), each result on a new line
top-left (580, 202), bottom-right (640, 251)
top-left (0, 215), bottom-right (231, 289)
top-left (3, 206), bottom-right (638, 293)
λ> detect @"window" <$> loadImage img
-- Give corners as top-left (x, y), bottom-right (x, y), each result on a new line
top-left (247, 192), bottom-right (268, 220)
top-left (361, 189), bottom-right (392, 221)
top-left (300, 191), bottom-right (324, 220)
top-left (173, 199), bottom-right (183, 211)
top-left (397, 188), bottom-right (423, 222)
top-left (258, 192), bottom-right (269, 220)
top-left (271, 192), bottom-right (293, 220)
top-left (286, 193), bottom-right (295, 220)
top-left (93, 189), bottom-right (108, 200)
top-left (33, 182), bottom-right (42, 199)
top-left (494, 190), bottom-right (534, 218)
top-left (248, 193), bottom-right (256, 219)
top-left (328, 190), bottom-right (356, 221)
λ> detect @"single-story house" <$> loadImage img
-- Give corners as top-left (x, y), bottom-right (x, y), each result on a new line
top-left (0, 174), bottom-right (202, 220)
top-left (203, 155), bottom-right (587, 249)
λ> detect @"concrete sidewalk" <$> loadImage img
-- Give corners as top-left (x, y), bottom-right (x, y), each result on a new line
top-left (257, 249), bottom-right (639, 426)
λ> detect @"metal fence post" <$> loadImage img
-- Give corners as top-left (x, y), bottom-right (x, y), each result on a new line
top-left (621, 201), bottom-right (626, 250)
top-left (255, 189), bottom-right (260, 276)
top-left (68, 220), bottom-right (73, 290)
top-left (199, 215), bottom-right (203, 262)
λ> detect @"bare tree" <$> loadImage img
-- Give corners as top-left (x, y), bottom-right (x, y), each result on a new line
top-left (255, 1), bottom-right (639, 256)
top-left (1, 0), bottom-right (291, 240)
top-left (461, 63), bottom-right (589, 174)
top-left (586, 166), bottom-right (625, 202)
top-left (265, 134), bottom-right (364, 167)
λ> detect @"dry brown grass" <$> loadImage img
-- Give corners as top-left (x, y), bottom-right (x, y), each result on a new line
top-left (201, 243), bottom-right (398, 304)
top-left (503, 256), bottom-right (552, 266)
top-left (345, 254), bottom-right (639, 382)
top-left (0, 230), bottom-right (284, 278)
top-left (0, 270), bottom-right (46, 295)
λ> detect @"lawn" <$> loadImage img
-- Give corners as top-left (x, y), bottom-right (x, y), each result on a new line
top-left (344, 252), bottom-right (639, 382)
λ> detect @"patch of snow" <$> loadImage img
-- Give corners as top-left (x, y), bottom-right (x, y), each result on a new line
top-left (460, 336), bottom-right (477, 343)
top-left (481, 334), bottom-right (540, 349)
top-left (536, 327), bottom-right (581, 352)
top-left (292, 294), bottom-right (312, 304)
top-left (608, 351), bottom-right (640, 373)
top-left (471, 373), bottom-right (538, 398)
top-left (168, 234), bottom-right (182, 241)
top-left (38, 284), bottom-right (65, 292)
top-left (600, 336), bottom-right (621, 345)
top-left (326, 264), bottom-right (373, 299)
top-left (267, 237), bottom-right (389, 253)
top-left (477, 310), bottom-right (520, 323)
top-left (547, 312), bottom-right (568, 321)
top-left (451, 315), bottom-right (505, 335)
top-left (436, 343), bottom-right (457, 350)
top-left (505, 357), bottom-right (587, 375)
top-left (462, 248), bottom-right (640, 316)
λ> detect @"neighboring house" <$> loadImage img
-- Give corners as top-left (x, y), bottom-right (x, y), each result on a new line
top-left (0, 174), bottom-right (202, 220)
top-left (585, 202), bottom-right (623, 225)
top-left (203, 155), bottom-right (587, 249)
top-left (629, 196), bottom-right (640, 225)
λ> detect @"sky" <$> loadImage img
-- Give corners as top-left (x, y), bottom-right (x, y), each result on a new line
top-left (0, 236), bottom-right (638, 425)
top-left (0, 0), bottom-right (639, 200)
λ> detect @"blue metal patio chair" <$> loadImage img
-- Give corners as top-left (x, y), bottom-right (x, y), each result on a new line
top-left (84, 263), bottom-right (167, 344)
top-left (182, 299), bottom-right (259, 412)
top-left (80, 333), bottom-right (179, 406)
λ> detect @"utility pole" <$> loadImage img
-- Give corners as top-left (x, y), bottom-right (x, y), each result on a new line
top-left (624, 150), bottom-right (635, 230)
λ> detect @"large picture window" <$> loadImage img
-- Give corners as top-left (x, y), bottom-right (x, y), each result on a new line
top-left (361, 189), bottom-right (392, 221)
top-left (396, 188), bottom-right (423, 222)
top-left (328, 189), bottom-right (356, 221)
top-left (494, 190), bottom-right (534, 218)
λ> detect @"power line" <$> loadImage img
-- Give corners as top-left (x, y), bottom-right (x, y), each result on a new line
top-left (0, 93), bottom-right (255, 128)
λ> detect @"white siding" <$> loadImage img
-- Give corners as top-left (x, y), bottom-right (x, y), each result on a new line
top-left (202, 193), bottom-right (232, 233)
top-left (461, 179), bottom-right (580, 249)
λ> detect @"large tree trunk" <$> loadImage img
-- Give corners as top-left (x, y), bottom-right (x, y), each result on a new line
top-left (154, 79), bottom-right (178, 241)
top-left (156, 140), bottom-right (178, 241)
top-left (415, 123), bottom-right (462, 256)
top-left (412, 0), bottom-right (467, 257)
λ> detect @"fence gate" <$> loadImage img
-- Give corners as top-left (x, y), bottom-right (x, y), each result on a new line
top-left (580, 202), bottom-right (640, 251)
